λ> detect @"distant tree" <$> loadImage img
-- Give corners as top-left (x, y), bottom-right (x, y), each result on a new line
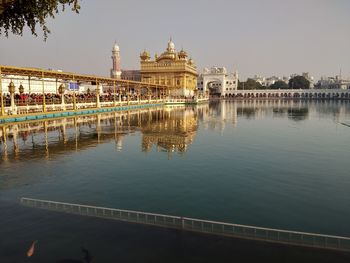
top-left (0, 0), bottom-right (80, 41)
top-left (238, 78), bottom-right (262, 90)
top-left (289, 76), bottom-right (310, 89)
top-left (270, 80), bottom-right (289, 89)
top-left (314, 81), bottom-right (321, 89)
top-left (237, 80), bottom-right (244, 90)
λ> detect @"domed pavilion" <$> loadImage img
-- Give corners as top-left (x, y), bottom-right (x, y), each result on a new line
top-left (140, 39), bottom-right (198, 97)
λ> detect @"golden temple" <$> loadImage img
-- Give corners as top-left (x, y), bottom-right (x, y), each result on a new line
top-left (140, 39), bottom-right (198, 97)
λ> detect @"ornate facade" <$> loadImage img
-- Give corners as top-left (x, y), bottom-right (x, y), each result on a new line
top-left (140, 39), bottom-right (198, 97)
top-left (197, 67), bottom-right (238, 96)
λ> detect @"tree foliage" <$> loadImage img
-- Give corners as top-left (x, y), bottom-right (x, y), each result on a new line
top-left (289, 76), bottom-right (310, 89)
top-left (0, 0), bottom-right (80, 40)
top-left (238, 79), bottom-right (263, 90)
top-left (270, 80), bottom-right (289, 89)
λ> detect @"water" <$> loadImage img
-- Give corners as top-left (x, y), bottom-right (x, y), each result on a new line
top-left (1, 100), bottom-right (350, 261)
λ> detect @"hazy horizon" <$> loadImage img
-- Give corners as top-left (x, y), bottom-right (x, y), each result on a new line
top-left (1, 0), bottom-right (349, 81)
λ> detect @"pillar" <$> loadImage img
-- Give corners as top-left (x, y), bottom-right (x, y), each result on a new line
top-left (148, 87), bottom-right (151, 103)
top-left (138, 86), bottom-right (141, 104)
top-left (96, 79), bottom-right (101, 108)
top-left (72, 75), bottom-right (77, 111)
top-left (73, 92), bottom-right (77, 111)
top-left (59, 84), bottom-right (66, 110)
top-left (61, 94), bottom-right (65, 110)
top-left (8, 81), bottom-right (17, 115)
top-left (127, 84), bottom-right (130, 105)
top-left (113, 81), bottom-right (117, 106)
top-left (119, 85), bottom-right (122, 105)
top-left (42, 71), bottom-right (46, 113)
top-left (28, 76), bottom-right (31, 95)
top-left (0, 67), bottom-right (4, 116)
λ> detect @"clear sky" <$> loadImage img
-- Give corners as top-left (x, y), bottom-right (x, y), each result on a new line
top-left (1, 0), bottom-right (349, 80)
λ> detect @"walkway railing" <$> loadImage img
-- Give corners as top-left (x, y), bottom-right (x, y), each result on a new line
top-left (1, 99), bottom-right (165, 116)
top-left (20, 197), bottom-right (350, 252)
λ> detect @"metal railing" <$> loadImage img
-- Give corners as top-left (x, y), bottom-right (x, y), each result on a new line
top-left (20, 197), bottom-right (350, 251)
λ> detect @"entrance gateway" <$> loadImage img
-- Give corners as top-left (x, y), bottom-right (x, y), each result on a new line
top-left (197, 67), bottom-right (239, 97)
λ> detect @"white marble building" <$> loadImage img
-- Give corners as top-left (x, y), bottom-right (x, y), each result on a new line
top-left (197, 67), bottom-right (238, 97)
top-left (316, 75), bottom-right (350, 90)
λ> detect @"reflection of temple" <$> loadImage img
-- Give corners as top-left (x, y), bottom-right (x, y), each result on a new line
top-left (141, 107), bottom-right (198, 156)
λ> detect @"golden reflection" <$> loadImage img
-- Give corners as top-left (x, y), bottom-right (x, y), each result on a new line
top-left (96, 114), bottom-right (101, 144)
top-left (141, 106), bottom-right (198, 156)
top-left (61, 121), bottom-right (67, 145)
top-left (0, 105), bottom-right (204, 162)
top-left (13, 125), bottom-right (19, 158)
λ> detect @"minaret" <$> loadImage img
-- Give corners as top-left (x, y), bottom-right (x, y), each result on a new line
top-left (111, 42), bottom-right (121, 79)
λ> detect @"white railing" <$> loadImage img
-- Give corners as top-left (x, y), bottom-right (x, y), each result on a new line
top-left (20, 197), bottom-right (350, 252)
top-left (2, 100), bottom-right (164, 116)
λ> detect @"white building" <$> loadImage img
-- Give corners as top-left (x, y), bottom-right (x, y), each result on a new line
top-left (316, 75), bottom-right (350, 90)
top-left (251, 75), bottom-right (266, 86)
top-left (251, 75), bottom-right (289, 87)
top-left (197, 67), bottom-right (239, 97)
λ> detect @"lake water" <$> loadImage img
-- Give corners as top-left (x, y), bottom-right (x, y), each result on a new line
top-left (1, 99), bottom-right (350, 262)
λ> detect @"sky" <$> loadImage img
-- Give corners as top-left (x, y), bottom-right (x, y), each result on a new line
top-left (1, 0), bottom-right (350, 80)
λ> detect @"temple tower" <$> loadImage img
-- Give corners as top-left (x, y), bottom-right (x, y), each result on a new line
top-left (111, 42), bottom-right (122, 79)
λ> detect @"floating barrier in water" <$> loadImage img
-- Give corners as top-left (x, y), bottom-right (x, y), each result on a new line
top-left (20, 197), bottom-right (350, 252)
top-left (340, 122), bottom-right (350, 128)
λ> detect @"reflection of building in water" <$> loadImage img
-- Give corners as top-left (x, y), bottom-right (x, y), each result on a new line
top-left (0, 111), bottom-right (138, 162)
top-left (202, 100), bottom-right (237, 133)
top-left (0, 106), bottom-right (200, 161)
top-left (141, 107), bottom-right (198, 156)
top-left (199, 100), bottom-right (350, 133)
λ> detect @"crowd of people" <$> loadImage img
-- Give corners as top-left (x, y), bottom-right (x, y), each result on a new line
top-left (1, 92), bottom-right (166, 107)
top-left (1, 90), bottom-right (204, 107)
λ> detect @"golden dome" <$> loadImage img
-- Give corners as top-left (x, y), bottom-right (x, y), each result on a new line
top-left (167, 38), bottom-right (175, 53)
top-left (178, 48), bottom-right (188, 59)
top-left (188, 57), bottom-right (195, 66)
top-left (140, 50), bottom-right (151, 61)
